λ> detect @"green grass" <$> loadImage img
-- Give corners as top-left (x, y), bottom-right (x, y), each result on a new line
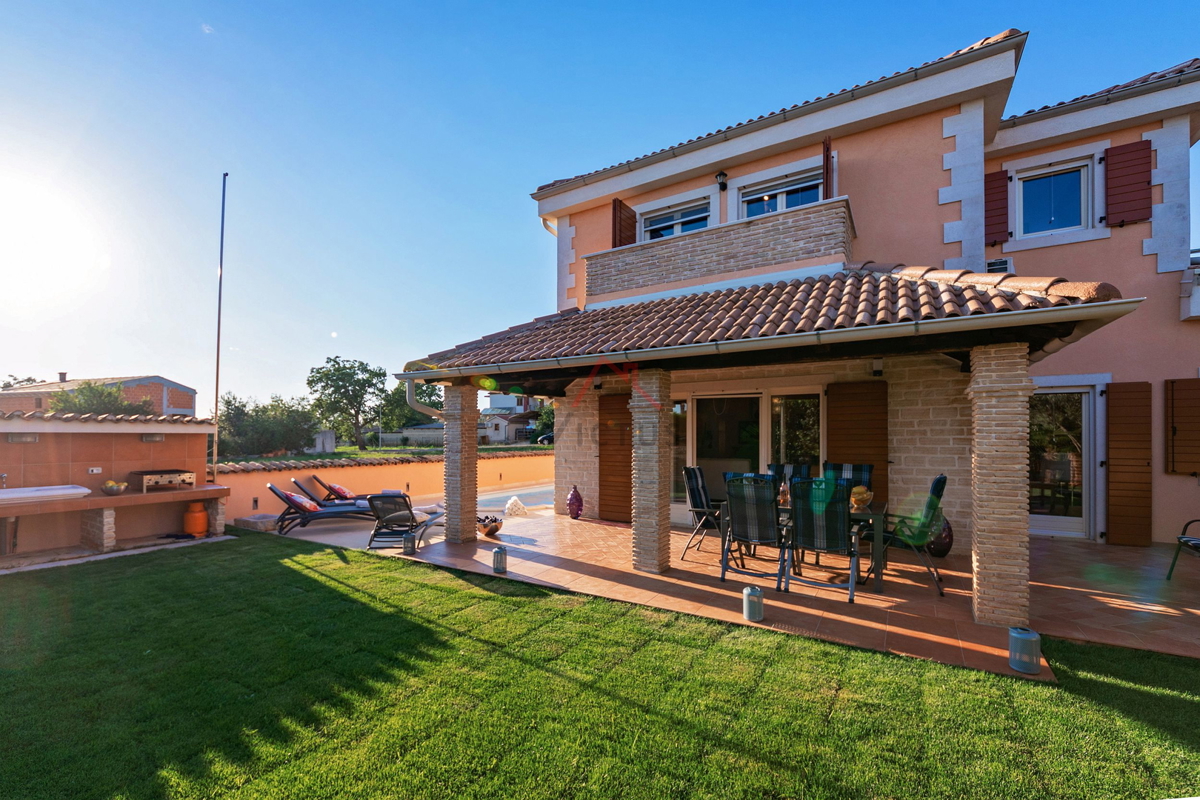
top-left (223, 444), bottom-right (553, 463)
top-left (1, 533), bottom-right (1197, 800)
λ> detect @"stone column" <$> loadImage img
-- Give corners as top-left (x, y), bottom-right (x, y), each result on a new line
top-left (205, 497), bottom-right (227, 535)
top-left (81, 507), bottom-right (116, 552)
top-left (443, 384), bottom-right (479, 544)
top-left (967, 342), bottom-right (1035, 626)
top-left (554, 379), bottom-right (600, 518)
top-left (630, 368), bottom-right (672, 573)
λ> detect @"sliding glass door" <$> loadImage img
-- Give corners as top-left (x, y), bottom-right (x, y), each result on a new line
top-left (695, 396), bottom-right (760, 501)
top-left (1029, 390), bottom-right (1090, 537)
top-left (771, 394), bottom-right (821, 472)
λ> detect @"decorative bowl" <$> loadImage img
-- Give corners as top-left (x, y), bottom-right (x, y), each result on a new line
top-left (849, 486), bottom-right (873, 511)
top-left (100, 482), bottom-right (128, 496)
top-left (477, 516), bottom-right (503, 537)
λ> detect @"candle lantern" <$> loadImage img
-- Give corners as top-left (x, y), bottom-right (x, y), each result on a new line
top-left (493, 545), bottom-right (508, 574)
top-left (743, 586), bottom-right (764, 622)
top-left (1008, 627), bottom-right (1042, 674)
top-left (402, 533), bottom-right (417, 555)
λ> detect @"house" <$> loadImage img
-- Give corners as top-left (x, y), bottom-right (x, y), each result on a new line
top-left (396, 29), bottom-right (1200, 629)
top-left (0, 373), bottom-right (197, 416)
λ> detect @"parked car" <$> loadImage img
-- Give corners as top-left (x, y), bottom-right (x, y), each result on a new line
top-left (537, 432), bottom-right (554, 445)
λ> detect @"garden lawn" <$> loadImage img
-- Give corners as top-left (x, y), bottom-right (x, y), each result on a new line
top-left (1, 533), bottom-right (1197, 800)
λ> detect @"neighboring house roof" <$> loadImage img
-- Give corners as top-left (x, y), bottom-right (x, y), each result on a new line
top-left (1006, 57), bottom-right (1200, 122)
top-left (403, 265), bottom-right (1123, 374)
top-left (0, 410), bottom-right (211, 425)
top-left (0, 375), bottom-right (196, 395)
top-left (533, 29), bottom-right (1024, 196)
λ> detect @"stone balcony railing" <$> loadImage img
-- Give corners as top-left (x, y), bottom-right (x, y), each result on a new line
top-left (583, 196), bottom-right (856, 301)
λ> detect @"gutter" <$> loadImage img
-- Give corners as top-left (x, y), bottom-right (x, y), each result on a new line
top-left (406, 379), bottom-right (443, 420)
top-left (394, 298), bottom-right (1142, 382)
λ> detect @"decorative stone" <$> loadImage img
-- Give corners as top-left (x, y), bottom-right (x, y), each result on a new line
top-left (233, 514), bottom-right (278, 532)
top-left (505, 496), bottom-right (528, 516)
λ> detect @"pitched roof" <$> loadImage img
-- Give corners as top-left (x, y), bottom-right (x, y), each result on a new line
top-left (534, 30), bottom-right (1024, 195)
top-left (1007, 57), bottom-right (1200, 121)
top-left (0, 375), bottom-right (193, 394)
top-left (404, 265), bottom-right (1122, 373)
top-left (0, 410), bottom-right (211, 425)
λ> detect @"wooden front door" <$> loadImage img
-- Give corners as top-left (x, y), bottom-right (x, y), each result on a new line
top-left (598, 394), bottom-right (633, 523)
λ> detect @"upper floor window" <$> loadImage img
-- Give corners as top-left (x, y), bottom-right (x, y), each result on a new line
top-left (1017, 163), bottom-right (1088, 238)
top-left (741, 174), bottom-right (822, 219)
top-left (642, 202), bottom-right (710, 240)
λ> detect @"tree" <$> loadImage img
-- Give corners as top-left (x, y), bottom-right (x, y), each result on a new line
top-left (531, 402), bottom-right (555, 442)
top-left (49, 381), bottom-right (155, 415)
top-left (1, 375), bottom-right (40, 390)
top-left (380, 382), bottom-right (443, 430)
top-left (218, 393), bottom-right (319, 457)
top-left (306, 357), bottom-right (386, 450)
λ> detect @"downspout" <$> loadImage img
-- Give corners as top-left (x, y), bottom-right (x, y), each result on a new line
top-left (406, 379), bottom-right (443, 420)
top-left (541, 218), bottom-right (557, 236)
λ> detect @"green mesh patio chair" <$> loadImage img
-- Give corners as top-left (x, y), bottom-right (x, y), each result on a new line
top-left (784, 478), bottom-right (860, 601)
top-left (720, 475), bottom-right (788, 591)
top-left (822, 462), bottom-right (874, 494)
top-left (869, 474), bottom-right (947, 596)
top-left (768, 463), bottom-right (811, 490)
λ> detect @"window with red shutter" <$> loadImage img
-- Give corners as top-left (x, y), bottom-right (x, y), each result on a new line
top-left (611, 198), bottom-right (637, 248)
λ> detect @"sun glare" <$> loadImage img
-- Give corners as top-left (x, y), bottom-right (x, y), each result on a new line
top-left (0, 171), bottom-right (110, 324)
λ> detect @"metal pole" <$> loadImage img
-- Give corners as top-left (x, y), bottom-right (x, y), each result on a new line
top-left (212, 173), bottom-right (228, 479)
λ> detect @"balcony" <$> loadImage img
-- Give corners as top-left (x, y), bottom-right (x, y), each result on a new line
top-left (583, 196), bottom-right (856, 303)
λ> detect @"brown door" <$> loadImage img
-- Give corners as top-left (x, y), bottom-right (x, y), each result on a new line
top-left (1106, 382), bottom-right (1152, 546)
top-left (825, 381), bottom-right (889, 504)
top-left (598, 394), bottom-right (633, 522)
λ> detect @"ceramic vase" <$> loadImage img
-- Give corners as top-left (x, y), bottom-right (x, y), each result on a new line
top-left (567, 485), bottom-right (583, 519)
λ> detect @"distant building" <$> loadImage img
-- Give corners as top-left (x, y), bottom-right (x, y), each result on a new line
top-left (0, 373), bottom-right (197, 415)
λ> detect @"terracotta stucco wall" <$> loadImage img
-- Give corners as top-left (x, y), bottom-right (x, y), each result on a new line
top-left (218, 453), bottom-right (554, 521)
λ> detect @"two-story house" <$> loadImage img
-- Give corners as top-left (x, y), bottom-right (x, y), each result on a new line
top-left (397, 30), bottom-right (1199, 628)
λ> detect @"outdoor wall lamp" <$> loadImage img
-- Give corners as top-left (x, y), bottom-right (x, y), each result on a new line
top-left (141, 433), bottom-right (165, 443)
top-left (872, 358), bottom-right (884, 377)
top-left (715, 171), bottom-right (728, 192)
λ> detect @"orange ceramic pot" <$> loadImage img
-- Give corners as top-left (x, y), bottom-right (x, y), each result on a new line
top-left (183, 502), bottom-right (208, 537)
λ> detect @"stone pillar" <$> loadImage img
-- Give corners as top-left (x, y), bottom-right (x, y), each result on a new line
top-left (630, 368), bottom-right (672, 573)
top-left (554, 379), bottom-right (600, 518)
top-left (967, 342), bottom-right (1035, 626)
top-left (205, 497), bottom-right (227, 535)
top-left (81, 507), bottom-right (116, 552)
top-left (443, 384), bottom-right (479, 544)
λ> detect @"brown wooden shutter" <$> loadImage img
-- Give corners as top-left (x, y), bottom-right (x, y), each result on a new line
top-left (1166, 378), bottom-right (1200, 475)
top-left (984, 170), bottom-right (1010, 245)
top-left (825, 381), bottom-right (888, 504)
top-left (611, 198), bottom-right (637, 248)
top-left (1106, 381), bottom-right (1152, 546)
top-left (598, 394), bottom-right (633, 522)
top-left (822, 136), bottom-right (834, 198)
top-left (1104, 140), bottom-right (1153, 226)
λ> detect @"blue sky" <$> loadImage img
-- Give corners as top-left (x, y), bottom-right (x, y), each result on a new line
top-left (2, 1), bottom-right (1198, 414)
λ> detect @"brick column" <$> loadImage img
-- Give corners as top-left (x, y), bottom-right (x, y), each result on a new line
top-left (630, 368), bottom-right (672, 573)
top-left (967, 342), bottom-right (1034, 626)
top-left (81, 507), bottom-right (116, 552)
top-left (205, 497), bottom-right (227, 535)
top-left (554, 379), bottom-right (599, 518)
top-left (443, 384), bottom-right (479, 544)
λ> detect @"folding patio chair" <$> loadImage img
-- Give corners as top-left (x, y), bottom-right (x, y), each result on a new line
top-left (783, 478), bottom-right (859, 601)
top-left (867, 474), bottom-right (947, 596)
top-left (681, 466), bottom-right (724, 559)
top-left (1167, 519), bottom-right (1200, 579)
top-left (822, 462), bottom-right (874, 493)
top-left (768, 463), bottom-right (811, 490)
top-left (268, 483), bottom-right (375, 536)
top-left (366, 494), bottom-right (444, 550)
top-left (720, 475), bottom-right (789, 591)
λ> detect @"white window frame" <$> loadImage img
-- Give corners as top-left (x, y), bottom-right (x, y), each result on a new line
top-left (739, 173), bottom-right (824, 220)
top-left (1001, 141), bottom-right (1110, 253)
top-left (1015, 161), bottom-right (1090, 238)
top-left (633, 186), bottom-right (721, 243)
top-left (725, 153), bottom-right (835, 222)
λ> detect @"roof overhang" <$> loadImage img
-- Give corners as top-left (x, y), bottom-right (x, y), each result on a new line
top-left (534, 33), bottom-right (1026, 219)
top-left (0, 418), bottom-right (214, 434)
top-left (395, 298), bottom-right (1141, 387)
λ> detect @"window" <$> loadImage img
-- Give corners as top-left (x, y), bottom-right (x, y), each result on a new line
top-left (741, 174), bottom-right (822, 219)
top-left (1018, 164), bottom-right (1088, 237)
top-left (771, 394), bottom-right (820, 470)
top-left (642, 202), bottom-right (710, 240)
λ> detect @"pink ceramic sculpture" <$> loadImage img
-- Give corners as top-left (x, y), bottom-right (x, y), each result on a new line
top-left (567, 485), bottom-right (583, 519)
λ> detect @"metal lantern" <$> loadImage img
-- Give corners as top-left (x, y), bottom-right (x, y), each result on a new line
top-left (493, 545), bottom-right (508, 574)
top-left (1008, 627), bottom-right (1042, 675)
top-left (743, 586), bottom-right (764, 622)
top-left (402, 533), bottom-right (417, 555)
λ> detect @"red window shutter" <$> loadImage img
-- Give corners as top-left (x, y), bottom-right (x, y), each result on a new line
top-left (825, 381), bottom-right (888, 505)
top-left (1106, 381), bottom-right (1152, 546)
top-left (822, 136), bottom-right (833, 197)
top-left (984, 170), bottom-right (1009, 246)
top-left (611, 198), bottom-right (637, 248)
top-left (1104, 140), bottom-right (1152, 226)
top-left (1166, 378), bottom-right (1200, 475)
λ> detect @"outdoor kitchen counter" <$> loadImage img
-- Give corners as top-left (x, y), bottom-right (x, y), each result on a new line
top-left (0, 484), bottom-right (230, 518)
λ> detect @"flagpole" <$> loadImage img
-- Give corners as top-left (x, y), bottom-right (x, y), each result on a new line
top-left (212, 173), bottom-right (228, 479)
